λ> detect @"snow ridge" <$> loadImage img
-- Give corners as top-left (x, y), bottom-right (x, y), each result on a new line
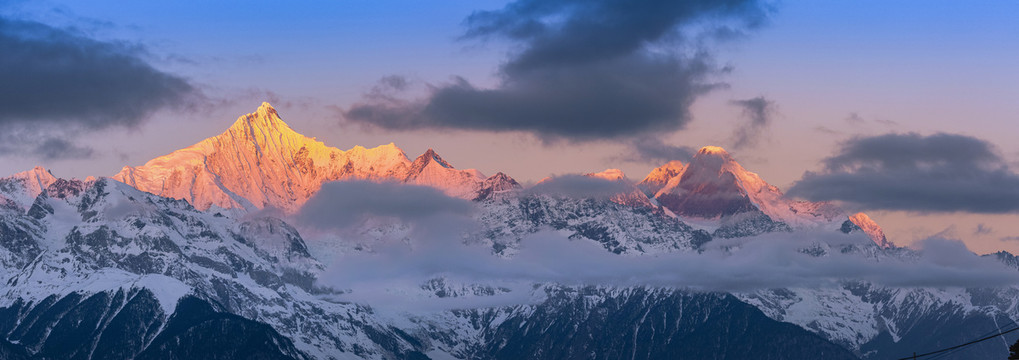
top-left (112, 103), bottom-right (516, 212)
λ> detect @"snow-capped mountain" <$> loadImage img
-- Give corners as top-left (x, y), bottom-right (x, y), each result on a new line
top-left (637, 160), bottom-right (685, 197)
top-left (113, 103), bottom-right (515, 212)
top-left (846, 212), bottom-right (891, 248)
top-left (638, 146), bottom-right (890, 246)
top-left (0, 166), bottom-right (57, 211)
top-left (0, 175), bottom-right (434, 359)
top-left (0, 171), bottom-right (859, 359)
top-left (4, 103), bottom-right (1018, 359)
top-left (583, 169), bottom-right (660, 208)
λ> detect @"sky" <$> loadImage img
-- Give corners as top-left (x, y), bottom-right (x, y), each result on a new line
top-left (1, 0), bottom-right (1018, 254)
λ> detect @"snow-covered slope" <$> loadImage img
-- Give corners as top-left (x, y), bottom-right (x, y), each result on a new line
top-left (113, 103), bottom-right (512, 212)
top-left (0, 172), bottom-right (868, 359)
top-left (583, 169), bottom-right (659, 208)
top-left (738, 242), bottom-right (1015, 359)
top-left (0, 177), bottom-right (436, 359)
top-left (847, 212), bottom-right (892, 248)
top-left (637, 160), bottom-right (684, 198)
top-left (404, 149), bottom-right (489, 200)
top-left (0, 166), bottom-right (58, 211)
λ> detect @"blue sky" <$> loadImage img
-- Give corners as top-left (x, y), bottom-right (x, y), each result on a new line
top-left (1, 0), bottom-right (1018, 253)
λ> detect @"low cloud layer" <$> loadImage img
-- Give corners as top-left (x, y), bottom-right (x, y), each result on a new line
top-left (788, 133), bottom-right (1019, 213)
top-left (317, 223), bottom-right (1019, 310)
top-left (296, 181), bottom-right (473, 229)
top-left (0, 14), bottom-right (198, 159)
top-left (344, 0), bottom-right (769, 142)
top-left (300, 181), bottom-right (1019, 311)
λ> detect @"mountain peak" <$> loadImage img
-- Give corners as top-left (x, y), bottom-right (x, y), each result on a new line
top-left (12, 166), bottom-right (57, 190)
top-left (114, 104), bottom-right (417, 211)
top-left (696, 146), bottom-right (730, 156)
top-left (256, 101), bottom-right (279, 120)
top-left (638, 160), bottom-right (686, 197)
top-left (0, 166), bottom-right (59, 210)
top-left (849, 212), bottom-right (892, 248)
top-left (228, 102), bottom-right (294, 137)
top-left (586, 169), bottom-right (626, 181)
top-left (654, 146), bottom-right (796, 220)
top-left (413, 148), bottom-right (453, 170)
top-left (693, 146), bottom-right (736, 164)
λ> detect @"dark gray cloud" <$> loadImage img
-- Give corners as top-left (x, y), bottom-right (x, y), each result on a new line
top-left (296, 181), bottom-right (473, 229)
top-left (344, 0), bottom-right (769, 142)
top-left (623, 137), bottom-right (696, 164)
top-left (788, 133), bottom-right (1019, 213)
top-left (0, 16), bottom-right (196, 129)
top-left (728, 96), bottom-right (774, 149)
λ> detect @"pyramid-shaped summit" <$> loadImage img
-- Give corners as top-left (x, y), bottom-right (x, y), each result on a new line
top-left (637, 145), bottom-right (891, 246)
top-left (645, 145), bottom-right (834, 224)
top-left (113, 102), bottom-right (510, 212)
top-left (652, 146), bottom-right (760, 218)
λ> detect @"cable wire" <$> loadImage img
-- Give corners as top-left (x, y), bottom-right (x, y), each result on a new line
top-left (896, 325), bottom-right (1019, 360)
top-left (926, 319), bottom-right (1019, 360)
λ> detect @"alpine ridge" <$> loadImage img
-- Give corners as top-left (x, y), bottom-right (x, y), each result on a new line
top-left (112, 102), bottom-right (517, 212)
top-left (110, 104), bottom-right (888, 247)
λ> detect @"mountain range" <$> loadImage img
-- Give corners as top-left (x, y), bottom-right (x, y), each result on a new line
top-left (0, 103), bottom-right (1014, 359)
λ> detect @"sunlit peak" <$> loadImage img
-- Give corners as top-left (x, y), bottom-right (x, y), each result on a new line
top-left (697, 146), bottom-right (729, 156)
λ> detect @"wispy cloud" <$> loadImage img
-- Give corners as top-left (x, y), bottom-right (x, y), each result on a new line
top-left (728, 96), bottom-right (775, 150)
top-left (974, 223), bottom-right (994, 236)
top-left (621, 137), bottom-right (697, 164)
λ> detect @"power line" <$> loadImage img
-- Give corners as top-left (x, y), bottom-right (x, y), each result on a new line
top-left (896, 325), bottom-right (1019, 360)
top-left (926, 319), bottom-right (1019, 360)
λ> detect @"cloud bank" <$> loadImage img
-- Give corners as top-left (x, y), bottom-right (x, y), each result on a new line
top-left (788, 133), bottom-right (1019, 213)
top-left (318, 226), bottom-right (1019, 311)
top-left (296, 181), bottom-right (473, 229)
top-left (344, 0), bottom-right (770, 142)
top-left (0, 15), bottom-right (198, 159)
top-left (302, 180), bottom-right (1019, 311)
